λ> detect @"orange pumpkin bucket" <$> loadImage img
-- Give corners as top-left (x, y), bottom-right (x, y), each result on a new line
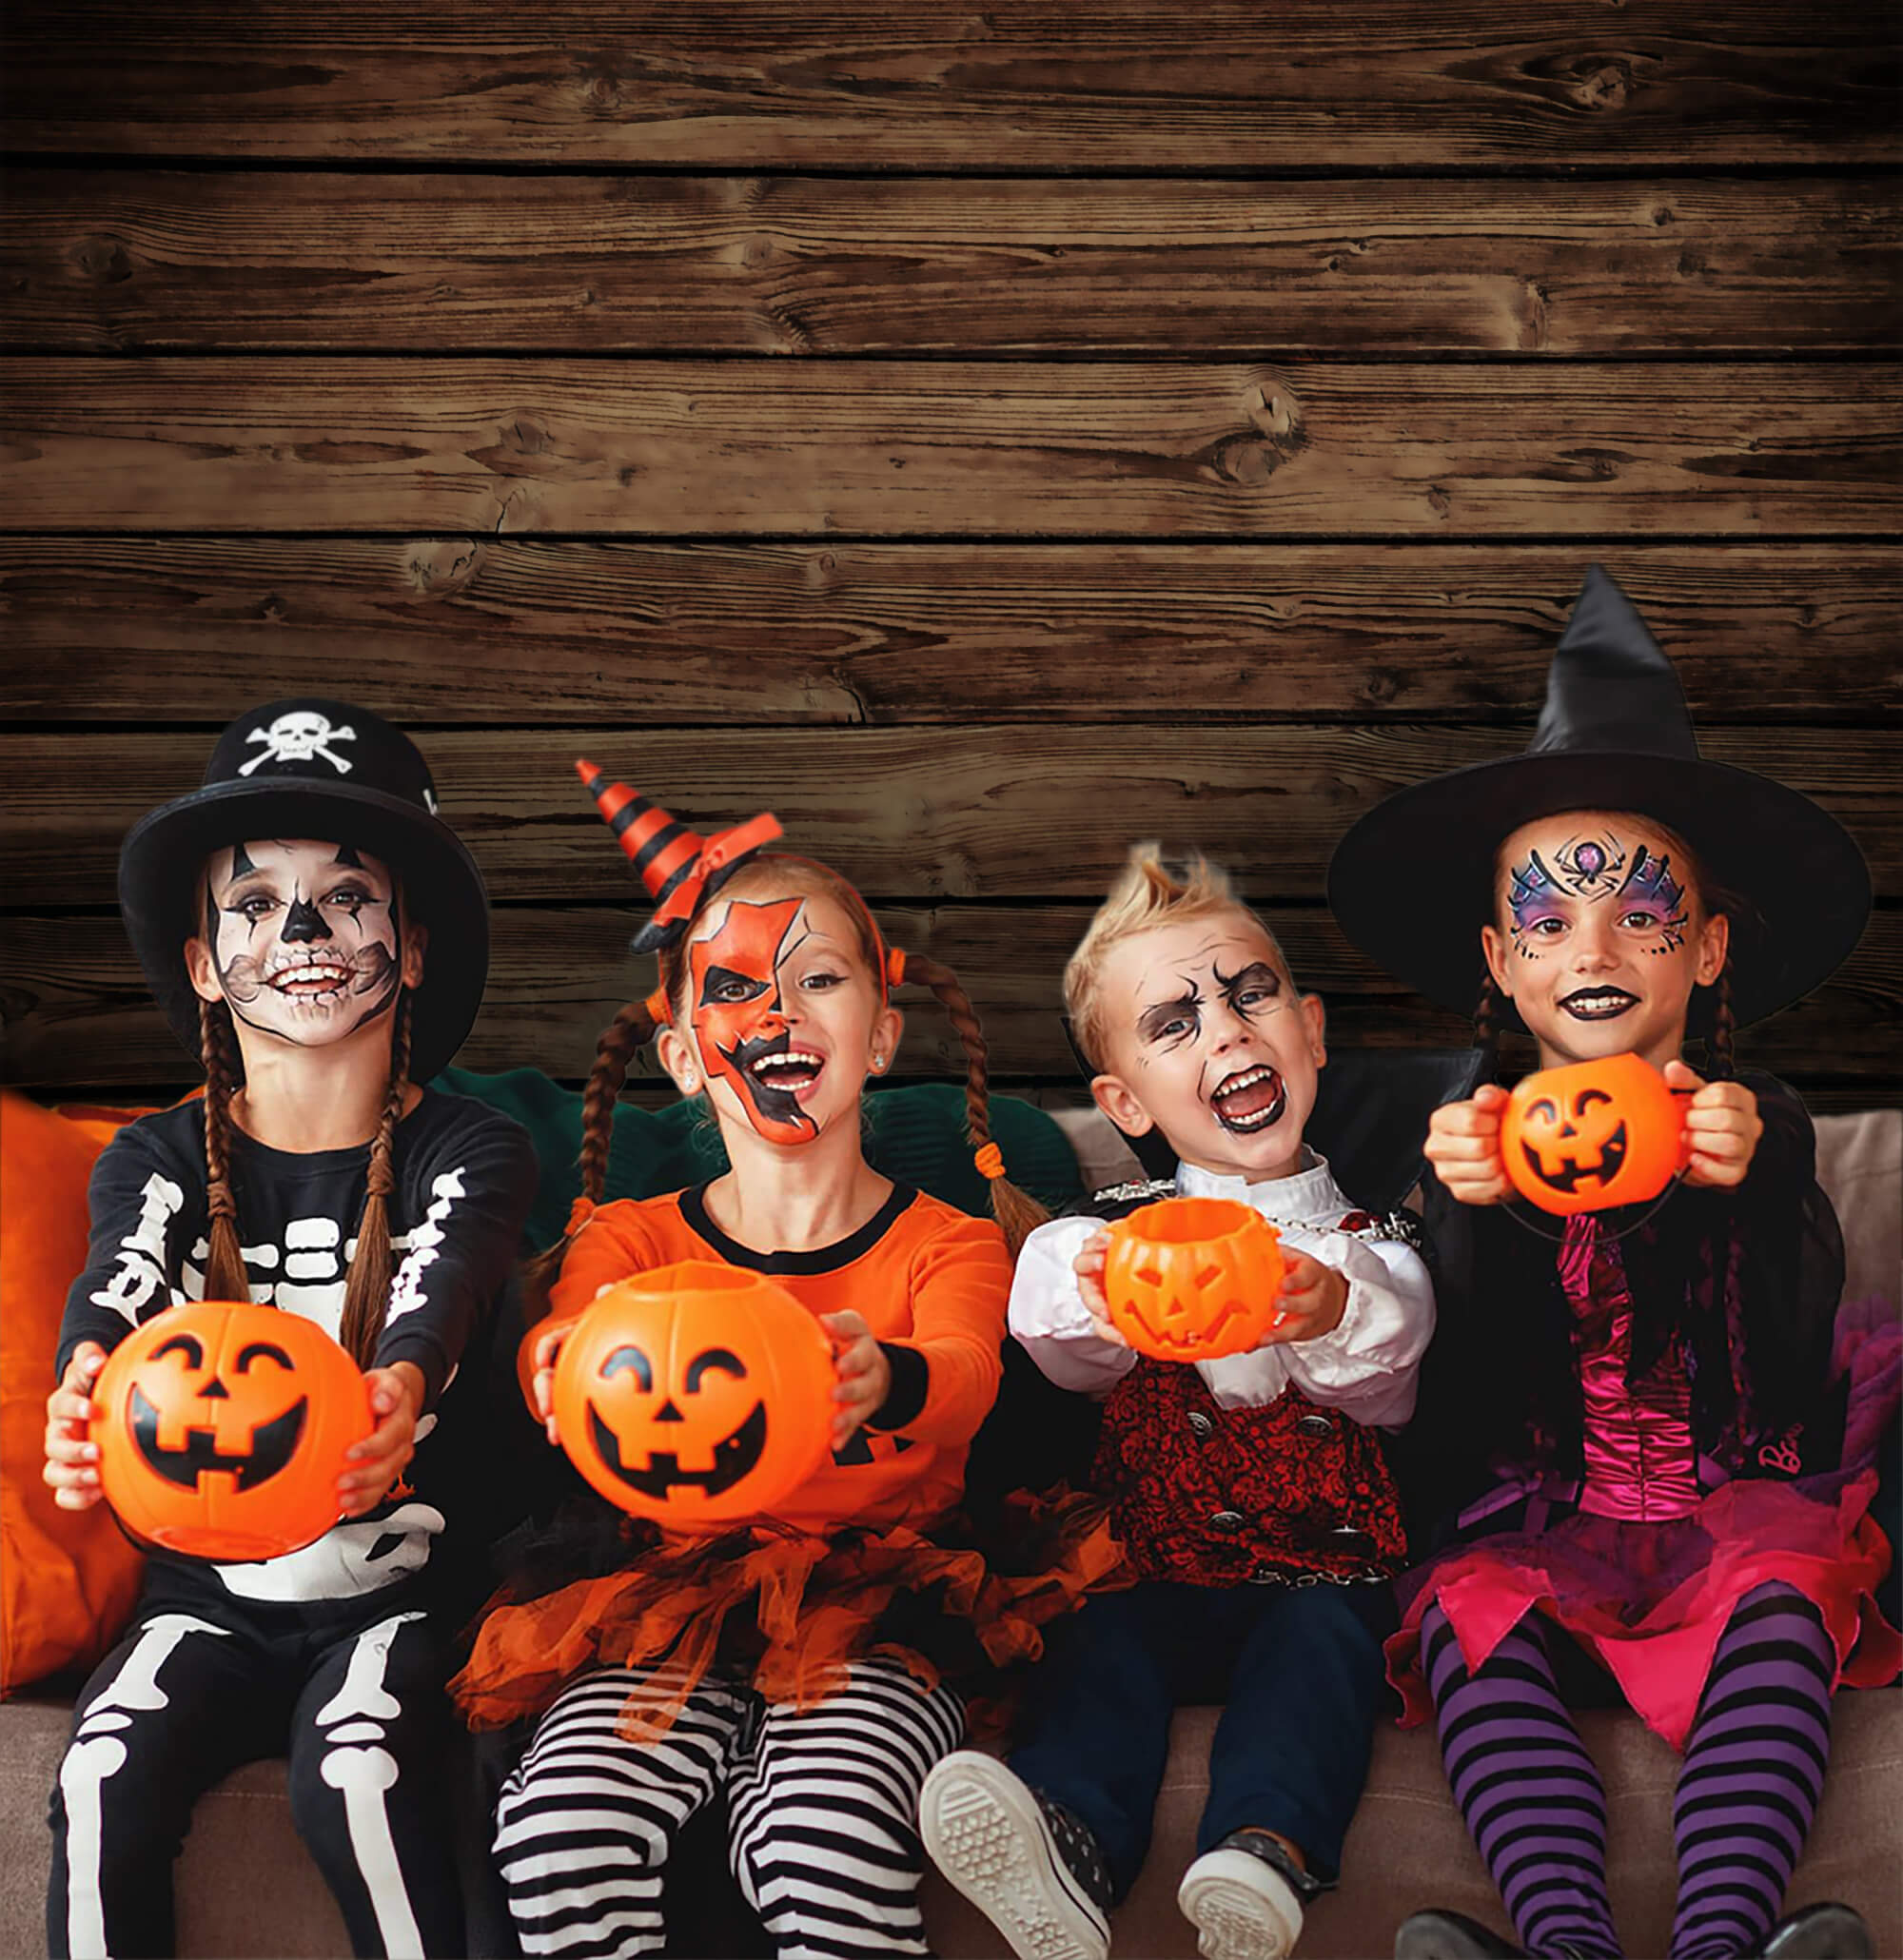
top-left (1102, 1196), bottom-right (1286, 1362)
top-left (92, 1300), bottom-right (373, 1562)
top-left (551, 1260), bottom-right (837, 1524)
top-left (1500, 1051), bottom-right (1689, 1217)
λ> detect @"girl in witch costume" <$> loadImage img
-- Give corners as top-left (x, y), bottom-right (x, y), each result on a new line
top-left (41, 700), bottom-right (539, 1960)
top-left (1327, 570), bottom-right (1900, 1960)
top-left (452, 766), bottom-right (1108, 1960)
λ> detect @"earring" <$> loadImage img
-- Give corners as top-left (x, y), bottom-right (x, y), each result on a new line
top-left (872, 1054), bottom-right (887, 1072)
top-left (681, 1070), bottom-right (699, 1090)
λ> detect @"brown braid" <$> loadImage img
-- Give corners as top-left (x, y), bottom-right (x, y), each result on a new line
top-left (336, 990), bottom-right (414, 1370)
top-left (1706, 958), bottom-right (1737, 1081)
top-left (1472, 971), bottom-right (1504, 1085)
top-left (902, 950), bottom-right (1050, 1255)
top-left (521, 990), bottom-right (671, 1320)
top-left (198, 998), bottom-right (251, 1303)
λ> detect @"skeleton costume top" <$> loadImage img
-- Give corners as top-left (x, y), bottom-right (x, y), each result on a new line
top-left (58, 1088), bottom-right (537, 1607)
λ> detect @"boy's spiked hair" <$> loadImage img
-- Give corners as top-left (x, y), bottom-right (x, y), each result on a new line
top-left (1064, 843), bottom-right (1286, 1071)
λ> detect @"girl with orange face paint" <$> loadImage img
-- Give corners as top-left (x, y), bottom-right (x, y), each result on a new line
top-left (454, 769), bottom-right (1111, 1960)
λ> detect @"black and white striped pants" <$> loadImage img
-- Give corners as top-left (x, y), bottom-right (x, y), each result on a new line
top-left (494, 1656), bottom-right (965, 1959)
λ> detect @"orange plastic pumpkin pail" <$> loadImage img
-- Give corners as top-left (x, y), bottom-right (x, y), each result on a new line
top-left (92, 1301), bottom-right (372, 1562)
top-left (1501, 1051), bottom-right (1688, 1217)
top-left (1103, 1196), bottom-right (1286, 1362)
top-left (552, 1261), bottom-right (836, 1524)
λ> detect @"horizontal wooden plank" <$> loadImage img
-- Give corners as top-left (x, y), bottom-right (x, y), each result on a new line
top-left (3, 360), bottom-right (1898, 536)
top-left (8, 172), bottom-right (1899, 356)
top-left (5, 540), bottom-right (1899, 727)
top-left (2, 2), bottom-right (1895, 167)
top-left (5, 904), bottom-right (1895, 1088)
top-left (4, 725), bottom-right (1895, 905)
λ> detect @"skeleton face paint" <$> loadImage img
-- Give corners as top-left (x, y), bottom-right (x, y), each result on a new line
top-left (689, 897), bottom-right (820, 1144)
top-left (205, 839), bottom-right (402, 1048)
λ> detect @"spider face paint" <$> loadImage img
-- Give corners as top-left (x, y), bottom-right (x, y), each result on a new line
top-left (689, 897), bottom-right (822, 1145)
top-left (205, 839), bottom-right (402, 1048)
top-left (1488, 811), bottom-right (1715, 1070)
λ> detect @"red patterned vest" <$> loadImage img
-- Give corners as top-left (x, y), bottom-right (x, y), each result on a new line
top-left (1094, 1363), bottom-right (1407, 1587)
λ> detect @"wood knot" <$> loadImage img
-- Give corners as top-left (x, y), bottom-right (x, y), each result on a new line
top-left (406, 539), bottom-right (485, 594)
top-left (71, 236), bottom-right (133, 285)
top-left (1575, 59), bottom-right (1633, 111)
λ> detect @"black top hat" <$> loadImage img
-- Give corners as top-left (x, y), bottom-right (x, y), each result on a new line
top-left (1326, 567), bottom-right (1870, 1031)
top-left (118, 699), bottom-right (490, 1082)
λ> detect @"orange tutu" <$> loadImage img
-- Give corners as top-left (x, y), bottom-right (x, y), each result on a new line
top-left (453, 1494), bottom-right (1126, 1743)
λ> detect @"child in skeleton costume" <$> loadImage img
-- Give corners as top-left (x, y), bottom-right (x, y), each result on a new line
top-left (42, 700), bottom-right (538, 1960)
top-left (452, 766), bottom-right (1104, 1960)
top-left (919, 846), bottom-right (1435, 1960)
top-left (1327, 569), bottom-right (1900, 1960)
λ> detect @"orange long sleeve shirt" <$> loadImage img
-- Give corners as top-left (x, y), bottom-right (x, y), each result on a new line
top-left (550, 1181), bottom-right (1010, 1535)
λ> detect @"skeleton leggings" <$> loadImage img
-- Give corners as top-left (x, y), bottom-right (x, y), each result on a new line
top-left (48, 1592), bottom-right (462, 1959)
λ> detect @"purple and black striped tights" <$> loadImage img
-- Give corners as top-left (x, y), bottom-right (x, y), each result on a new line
top-left (1421, 1582), bottom-right (1834, 1958)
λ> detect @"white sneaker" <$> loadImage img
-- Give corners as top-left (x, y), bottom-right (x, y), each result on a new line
top-left (1177, 1847), bottom-right (1305, 1960)
top-left (918, 1750), bottom-right (1113, 1960)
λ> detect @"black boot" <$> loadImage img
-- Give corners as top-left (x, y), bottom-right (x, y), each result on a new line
top-left (1757, 1903), bottom-right (1875, 1959)
top-left (1394, 1909), bottom-right (1527, 1959)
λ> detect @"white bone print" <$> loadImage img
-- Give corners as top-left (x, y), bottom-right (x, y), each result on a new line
top-left (316, 1613), bottom-right (427, 1956)
top-left (61, 1615), bottom-right (231, 1958)
top-left (239, 710), bottom-right (357, 775)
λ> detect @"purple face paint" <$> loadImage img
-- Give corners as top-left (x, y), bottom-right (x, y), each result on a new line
top-left (1507, 852), bottom-right (1566, 959)
top-left (1616, 847), bottom-right (1689, 953)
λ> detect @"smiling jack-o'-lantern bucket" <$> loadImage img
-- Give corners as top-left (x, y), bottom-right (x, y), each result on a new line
top-left (1500, 1051), bottom-right (1690, 1217)
top-left (92, 1300), bottom-right (373, 1561)
top-left (551, 1261), bottom-right (837, 1525)
top-left (1102, 1196), bottom-right (1286, 1362)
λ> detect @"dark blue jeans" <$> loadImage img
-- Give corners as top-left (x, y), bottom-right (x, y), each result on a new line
top-left (1009, 1578), bottom-right (1395, 1901)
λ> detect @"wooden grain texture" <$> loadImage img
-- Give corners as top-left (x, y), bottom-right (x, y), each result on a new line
top-left (9, 172), bottom-right (1900, 356)
top-left (6, 904), bottom-right (1895, 1088)
top-left (3, 2), bottom-right (1895, 167)
top-left (4, 725), bottom-right (1894, 906)
top-left (4, 540), bottom-right (1899, 727)
top-left (4, 360), bottom-right (1899, 536)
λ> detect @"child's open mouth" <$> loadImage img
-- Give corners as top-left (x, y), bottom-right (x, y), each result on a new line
top-left (1560, 986), bottom-right (1638, 1022)
top-left (1209, 1064), bottom-right (1286, 1134)
top-left (267, 960), bottom-right (353, 1004)
top-left (747, 1047), bottom-right (826, 1100)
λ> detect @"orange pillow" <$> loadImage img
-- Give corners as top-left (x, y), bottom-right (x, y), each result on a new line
top-left (0, 1092), bottom-right (148, 1693)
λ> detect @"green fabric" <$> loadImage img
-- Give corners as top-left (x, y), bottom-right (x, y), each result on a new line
top-left (431, 1068), bottom-right (1084, 1252)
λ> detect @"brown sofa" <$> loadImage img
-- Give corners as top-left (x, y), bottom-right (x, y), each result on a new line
top-left (5, 1109), bottom-right (1897, 1959)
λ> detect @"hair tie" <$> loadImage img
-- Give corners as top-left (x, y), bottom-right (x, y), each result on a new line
top-left (641, 987), bottom-right (671, 1026)
top-left (973, 1142), bottom-right (1006, 1182)
top-left (563, 1196), bottom-right (598, 1239)
top-left (886, 946), bottom-right (907, 989)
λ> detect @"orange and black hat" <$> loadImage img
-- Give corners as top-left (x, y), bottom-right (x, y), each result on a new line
top-left (577, 761), bottom-right (783, 954)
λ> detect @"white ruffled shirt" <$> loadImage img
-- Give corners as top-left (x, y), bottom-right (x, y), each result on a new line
top-left (1009, 1151), bottom-right (1434, 1430)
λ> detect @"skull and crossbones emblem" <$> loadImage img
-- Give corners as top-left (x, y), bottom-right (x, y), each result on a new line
top-left (240, 711), bottom-right (357, 776)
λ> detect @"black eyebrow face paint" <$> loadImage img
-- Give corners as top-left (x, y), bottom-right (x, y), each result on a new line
top-left (228, 840), bottom-right (259, 879)
top-left (332, 842), bottom-right (363, 869)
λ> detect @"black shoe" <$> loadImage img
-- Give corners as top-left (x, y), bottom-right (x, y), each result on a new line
top-left (1758, 1903), bottom-right (1875, 1959)
top-left (1394, 1909), bottom-right (1528, 1959)
top-left (919, 1750), bottom-right (1114, 1960)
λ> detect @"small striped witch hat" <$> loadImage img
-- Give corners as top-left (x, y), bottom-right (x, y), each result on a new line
top-left (576, 760), bottom-right (782, 954)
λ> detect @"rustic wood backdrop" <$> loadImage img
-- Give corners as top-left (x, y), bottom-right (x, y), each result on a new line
top-left (3, 1), bottom-right (1898, 1115)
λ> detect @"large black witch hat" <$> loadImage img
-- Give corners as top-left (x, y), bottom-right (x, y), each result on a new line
top-left (1326, 566), bottom-right (1870, 1031)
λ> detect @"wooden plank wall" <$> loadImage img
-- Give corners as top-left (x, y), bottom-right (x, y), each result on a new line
top-left (3, 1), bottom-right (1899, 1114)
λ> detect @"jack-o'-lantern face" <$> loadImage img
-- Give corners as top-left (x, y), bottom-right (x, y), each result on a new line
top-left (1500, 1051), bottom-right (1688, 1216)
top-left (1103, 1197), bottom-right (1286, 1361)
top-left (552, 1262), bottom-right (837, 1525)
top-left (92, 1301), bottom-right (373, 1562)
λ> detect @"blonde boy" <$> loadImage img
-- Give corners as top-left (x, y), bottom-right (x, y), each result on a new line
top-left (921, 847), bottom-right (1434, 1960)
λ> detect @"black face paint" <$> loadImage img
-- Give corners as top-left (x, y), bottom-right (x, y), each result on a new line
top-left (279, 894), bottom-right (330, 943)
